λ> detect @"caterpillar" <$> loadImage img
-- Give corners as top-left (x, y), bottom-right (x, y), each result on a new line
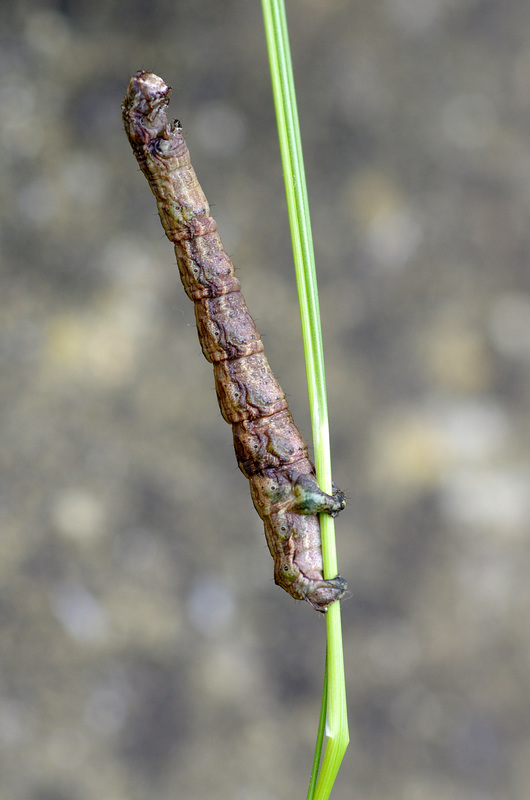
top-left (122, 71), bottom-right (347, 612)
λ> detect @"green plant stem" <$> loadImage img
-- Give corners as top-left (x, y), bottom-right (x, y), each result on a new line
top-left (260, 1), bottom-right (349, 798)
top-left (307, 651), bottom-right (329, 798)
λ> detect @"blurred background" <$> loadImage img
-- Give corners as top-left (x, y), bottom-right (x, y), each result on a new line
top-left (2, 1), bottom-right (530, 798)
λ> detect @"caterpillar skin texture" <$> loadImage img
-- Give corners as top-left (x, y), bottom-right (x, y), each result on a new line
top-left (122, 71), bottom-right (346, 612)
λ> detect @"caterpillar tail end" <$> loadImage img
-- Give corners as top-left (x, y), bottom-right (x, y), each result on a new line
top-left (305, 575), bottom-right (348, 613)
top-left (275, 556), bottom-right (348, 613)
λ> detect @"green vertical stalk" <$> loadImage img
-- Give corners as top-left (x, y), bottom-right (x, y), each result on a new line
top-left (260, 2), bottom-right (349, 798)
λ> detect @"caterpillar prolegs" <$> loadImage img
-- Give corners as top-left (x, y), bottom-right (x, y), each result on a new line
top-left (122, 71), bottom-right (347, 612)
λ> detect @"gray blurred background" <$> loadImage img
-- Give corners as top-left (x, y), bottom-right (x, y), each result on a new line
top-left (2, 1), bottom-right (530, 798)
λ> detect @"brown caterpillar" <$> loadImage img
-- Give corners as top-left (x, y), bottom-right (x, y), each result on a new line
top-left (122, 71), bottom-right (347, 612)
